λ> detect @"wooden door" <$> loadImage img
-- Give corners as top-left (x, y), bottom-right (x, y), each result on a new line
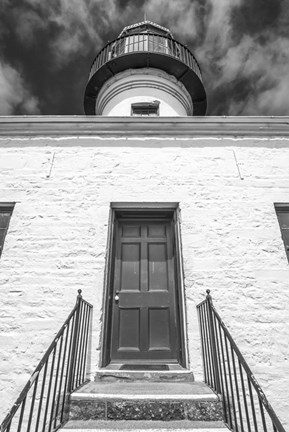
top-left (110, 218), bottom-right (179, 363)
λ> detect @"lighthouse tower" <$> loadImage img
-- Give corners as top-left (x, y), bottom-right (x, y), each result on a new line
top-left (84, 20), bottom-right (207, 116)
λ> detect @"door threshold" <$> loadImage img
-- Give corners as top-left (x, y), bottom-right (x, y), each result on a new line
top-left (103, 363), bottom-right (185, 371)
top-left (95, 365), bottom-right (194, 382)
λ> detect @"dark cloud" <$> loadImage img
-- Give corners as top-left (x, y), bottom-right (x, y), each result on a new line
top-left (231, 0), bottom-right (283, 37)
top-left (0, 0), bottom-right (288, 115)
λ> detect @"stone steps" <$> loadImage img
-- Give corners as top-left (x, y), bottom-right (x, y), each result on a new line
top-left (63, 419), bottom-right (228, 431)
top-left (68, 381), bottom-right (224, 422)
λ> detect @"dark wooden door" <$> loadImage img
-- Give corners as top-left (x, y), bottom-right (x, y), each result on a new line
top-left (110, 218), bottom-right (179, 363)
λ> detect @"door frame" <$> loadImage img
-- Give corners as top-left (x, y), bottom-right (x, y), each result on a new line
top-left (100, 202), bottom-right (188, 369)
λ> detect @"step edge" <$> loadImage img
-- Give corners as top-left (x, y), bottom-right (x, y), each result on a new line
top-left (96, 370), bottom-right (193, 374)
top-left (65, 426), bottom-right (229, 432)
top-left (63, 420), bottom-right (228, 430)
top-left (70, 393), bottom-right (219, 401)
top-left (95, 371), bottom-right (194, 377)
top-left (63, 428), bottom-right (228, 431)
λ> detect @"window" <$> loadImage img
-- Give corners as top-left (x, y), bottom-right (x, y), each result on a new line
top-left (131, 101), bottom-right (160, 117)
top-left (0, 203), bottom-right (14, 258)
top-left (275, 203), bottom-right (289, 262)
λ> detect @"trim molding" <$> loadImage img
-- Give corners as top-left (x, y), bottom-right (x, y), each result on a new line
top-left (0, 202), bottom-right (16, 209)
top-left (274, 203), bottom-right (289, 210)
top-left (0, 116), bottom-right (289, 138)
top-left (111, 202), bottom-right (179, 209)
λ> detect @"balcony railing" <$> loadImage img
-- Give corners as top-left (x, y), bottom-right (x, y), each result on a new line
top-left (88, 32), bottom-right (202, 83)
top-left (197, 290), bottom-right (286, 432)
top-left (0, 290), bottom-right (92, 432)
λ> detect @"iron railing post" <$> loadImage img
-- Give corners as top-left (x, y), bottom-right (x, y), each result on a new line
top-left (67, 289), bottom-right (82, 393)
top-left (1, 290), bottom-right (92, 432)
top-left (206, 289), bottom-right (221, 394)
top-left (197, 291), bottom-right (287, 432)
top-left (88, 33), bottom-right (202, 82)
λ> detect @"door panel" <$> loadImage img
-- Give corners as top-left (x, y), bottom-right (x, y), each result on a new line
top-left (118, 308), bottom-right (140, 351)
top-left (122, 224), bottom-right (141, 237)
top-left (149, 308), bottom-right (170, 350)
top-left (148, 224), bottom-right (166, 237)
top-left (110, 218), bottom-right (179, 363)
top-left (148, 243), bottom-right (168, 291)
top-left (121, 243), bottom-right (140, 291)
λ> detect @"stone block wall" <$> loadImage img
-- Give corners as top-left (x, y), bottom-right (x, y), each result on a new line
top-left (0, 133), bottom-right (288, 428)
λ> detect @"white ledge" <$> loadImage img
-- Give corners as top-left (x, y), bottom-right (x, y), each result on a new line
top-left (70, 392), bottom-right (218, 401)
top-left (0, 116), bottom-right (289, 137)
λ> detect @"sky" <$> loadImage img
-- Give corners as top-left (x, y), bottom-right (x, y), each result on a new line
top-left (0, 0), bottom-right (288, 116)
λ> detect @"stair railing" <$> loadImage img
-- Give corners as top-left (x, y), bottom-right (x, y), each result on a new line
top-left (1, 289), bottom-right (92, 432)
top-left (197, 290), bottom-right (286, 432)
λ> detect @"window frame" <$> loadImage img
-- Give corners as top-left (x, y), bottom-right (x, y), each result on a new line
top-left (131, 101), bottom-right (160, 117)
top-left (275, 203), bottom-right (289, 262)
top-left (0, 203), bottom-right (15, 258)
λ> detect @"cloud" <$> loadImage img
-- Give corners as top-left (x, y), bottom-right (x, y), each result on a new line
top-left (10, 0), bottom-right (100, 64)
top-left (224, 35), bottom-right (289, 115)
top-left (158, 0), bottom-right (288, 115)
top-left (144, 0), bottom-right (205, 40)
top-left (1, 0), bottom-right (288, 115)
top-left (9, 0), bottom-right (137, 67)
top-left (0, 61), bottom-right (40, 115)
top-left (191, 0), bottom-right (289, 115)
top-left (141, 0), bottom-right (289, 115)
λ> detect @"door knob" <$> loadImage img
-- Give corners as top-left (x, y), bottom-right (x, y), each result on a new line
top-left (114, 291), bottom-right (119, 303)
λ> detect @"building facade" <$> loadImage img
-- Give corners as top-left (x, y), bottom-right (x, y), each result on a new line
top-left (0, 21), bottom-right (288, 431)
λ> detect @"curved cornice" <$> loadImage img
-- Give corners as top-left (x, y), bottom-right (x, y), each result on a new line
top-left (0, 117), bottom-right (289, 138)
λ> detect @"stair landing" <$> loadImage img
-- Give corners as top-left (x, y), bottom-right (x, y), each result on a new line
top-left (71, 381), bottom-right (217, 400)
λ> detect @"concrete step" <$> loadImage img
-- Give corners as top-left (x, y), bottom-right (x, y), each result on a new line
top-left (69, 381), bottom-right (223, 422)
top-left (63, 419), bottom-right (228, 431)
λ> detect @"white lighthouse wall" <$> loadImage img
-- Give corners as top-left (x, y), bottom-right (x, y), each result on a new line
top-left (0, 132), bottom-right (289, 428)
top-left (96, 69), bottom-right (193, 116)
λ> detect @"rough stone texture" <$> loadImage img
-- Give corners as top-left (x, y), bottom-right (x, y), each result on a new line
top-left (69, 399), bottom-right (222, 421)
top-left (185, 402), bottom-right (223, 422)
top-left (107, 401), bottom-right (185, 421)
top-left (0, 135), bottom-right (289, 430)
top-left (69, 400), bottom-right (106, 421)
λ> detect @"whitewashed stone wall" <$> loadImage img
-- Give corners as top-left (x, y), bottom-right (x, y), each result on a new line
top-left (0, 134), bottom-right (289, 428)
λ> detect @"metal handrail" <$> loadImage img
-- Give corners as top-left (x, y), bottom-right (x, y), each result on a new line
top-left (197, 290), bottom-right (286, 432)
top-left (88, 32), bottom-right (202, 82)
top-left (0, 290), bottom-right (92, 432)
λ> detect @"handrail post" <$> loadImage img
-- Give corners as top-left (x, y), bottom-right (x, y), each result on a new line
top-left (206, 289), bottom-right (221, 394)
top-left (0, 290), bottom-right (93, 432)
top-left (67, 289), bottom-right (82, 393)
